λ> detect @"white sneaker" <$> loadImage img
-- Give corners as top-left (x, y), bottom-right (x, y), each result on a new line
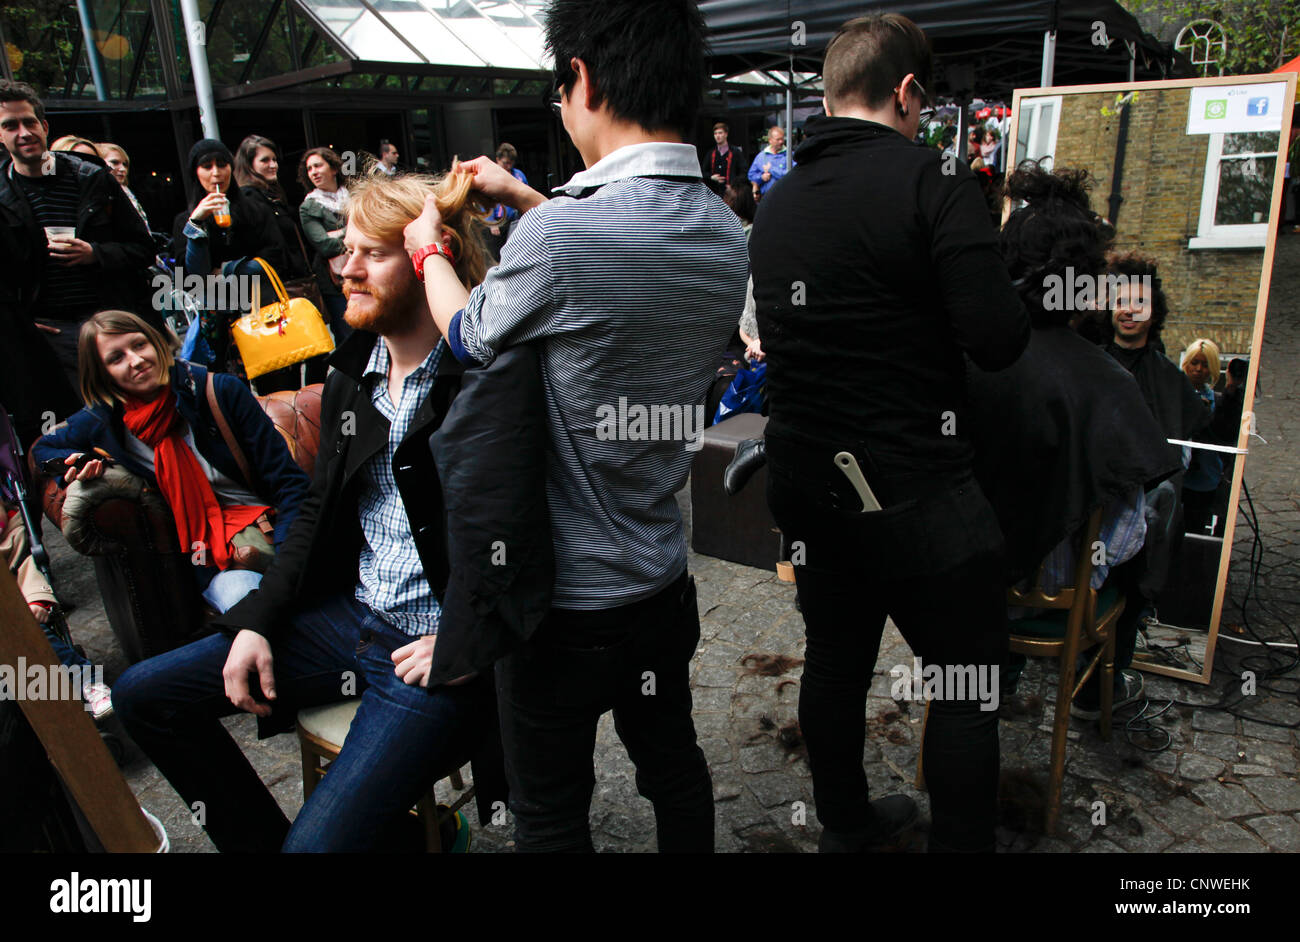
top-left (83, 681), bottom-right (114, 719)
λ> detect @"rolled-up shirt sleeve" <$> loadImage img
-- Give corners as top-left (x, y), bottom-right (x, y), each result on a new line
top-left (456, 206), bottom-right (558, 366)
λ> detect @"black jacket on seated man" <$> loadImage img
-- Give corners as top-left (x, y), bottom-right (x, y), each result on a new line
top-left (213, 330), bottom-right (553, 685)
top-left (968, 326), bottom-right (1182, 585)
top-left (212, 329), bottom-right (552, 818)
top-left (1104, 341), bottom-right (1212, 487)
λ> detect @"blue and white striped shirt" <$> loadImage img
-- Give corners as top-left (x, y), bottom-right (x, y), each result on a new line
top-left (354, 339), bottom-right (444, 635)
top-left (448, 142), bottom-right (749, 610)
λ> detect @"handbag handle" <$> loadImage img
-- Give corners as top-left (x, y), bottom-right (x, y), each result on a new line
top-left (250, 256), bottom-right (290, 311)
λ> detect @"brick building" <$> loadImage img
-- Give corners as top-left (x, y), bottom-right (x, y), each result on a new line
top-left (1038, 85), bottom-right (1276, 357)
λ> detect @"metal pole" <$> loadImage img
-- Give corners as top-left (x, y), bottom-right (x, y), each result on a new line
top-left (1040, 29), bottom-right (1057, 88)
top-left (178, 0), bottom-right (221, 141)
top-left (956, 99), bottom-right (966, 167)
top-left (73, 0), bottom-right (109, 102)
top-left (785, 54), bottom-right (794, 162)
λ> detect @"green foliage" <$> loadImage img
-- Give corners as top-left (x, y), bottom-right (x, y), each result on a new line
top-left (1124, 1), bottom-right (1300, 74)
top-left (1, 0), bottom-right (82, 96)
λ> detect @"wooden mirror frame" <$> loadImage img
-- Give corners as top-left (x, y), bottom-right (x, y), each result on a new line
top-left (1004, 73), bottom-right (1298, 684)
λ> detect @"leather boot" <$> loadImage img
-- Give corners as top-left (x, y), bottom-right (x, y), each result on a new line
top-left (723, 437), bottom-right (767, 495)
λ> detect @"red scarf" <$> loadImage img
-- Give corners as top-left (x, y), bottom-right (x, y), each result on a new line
top-left (122, 391), bottom-right (268, 571)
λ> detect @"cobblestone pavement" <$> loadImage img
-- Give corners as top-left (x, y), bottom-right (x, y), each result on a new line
top-left (48, 236), bottom-right (1299, 854)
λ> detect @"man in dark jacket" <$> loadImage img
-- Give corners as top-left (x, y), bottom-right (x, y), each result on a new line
top-left (749, 14), bottom-right (1028, 853)
top-left (110, 175), bottom-right (547, 852)
top-left (700, 122), bottom-right (746, 195)
top-left (1102, 252), bottom-right (1212, 622)
top-left (0, 81), bottom-right (155, 390)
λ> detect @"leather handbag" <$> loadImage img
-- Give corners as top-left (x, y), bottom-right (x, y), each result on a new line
top-left (231, 257), bottom-right (334, 379)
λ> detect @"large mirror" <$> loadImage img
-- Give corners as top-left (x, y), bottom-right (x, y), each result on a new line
top-left (1007, 74), bottom-right (1297, 683)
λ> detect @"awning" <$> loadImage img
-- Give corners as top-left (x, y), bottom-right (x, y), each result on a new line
top-left (701, 0), bottom-right (1186, 96)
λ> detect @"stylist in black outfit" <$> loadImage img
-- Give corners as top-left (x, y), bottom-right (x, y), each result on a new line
top-left (750, 14), bottom-right (1028, 853)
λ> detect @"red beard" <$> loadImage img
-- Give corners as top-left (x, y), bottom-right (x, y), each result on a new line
top-left (343, 276), bottom-right (422, 334)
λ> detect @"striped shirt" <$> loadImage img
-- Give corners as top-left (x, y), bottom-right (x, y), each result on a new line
top-left (354, 339), bottom-right (444, 635)
top-left (10, 165), bottom-right (99, 320)
top-left (448, 142), bottom-right (749, 609)
top-left (1038, 487), bottom-right (1147, 595)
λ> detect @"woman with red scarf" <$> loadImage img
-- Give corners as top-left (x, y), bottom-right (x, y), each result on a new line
top-left (34, 311), bottom-right (310, 612)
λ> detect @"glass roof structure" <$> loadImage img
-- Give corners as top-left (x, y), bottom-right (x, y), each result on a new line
top-left (0, 0), bottom-right (808, 108)
top-left (294, 0), bottom-right (548, 69)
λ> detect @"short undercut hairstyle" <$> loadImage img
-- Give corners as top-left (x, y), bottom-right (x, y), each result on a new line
top-left (713, 122), bottom-right (729, 133)
top-left (545, 0), bottom-right (707, 137)
top-left (0, 79), bottom-right (45, 123)
top-left (823, 13), bottom-right (933, 114)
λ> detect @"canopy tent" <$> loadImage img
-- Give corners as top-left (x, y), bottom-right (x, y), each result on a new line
top-left (1276, 55), bottom-right (1300, 75)
top-left (702, 0), bottom-right (1185, 97)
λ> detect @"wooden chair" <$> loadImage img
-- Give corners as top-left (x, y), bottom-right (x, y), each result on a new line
top-left (916, 507), bottom-right (1125, 835)
top-left (296, 700), bottom-right (475, 852)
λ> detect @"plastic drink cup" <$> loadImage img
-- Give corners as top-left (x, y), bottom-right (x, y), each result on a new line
top-left (213, 196), bottom-right (232, 228)
top-left (44, 226), bottom-right (76, 244)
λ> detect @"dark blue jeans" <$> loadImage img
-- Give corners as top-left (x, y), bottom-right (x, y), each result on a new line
top-left (766, 433), bottom-right (1008, 852)
top-left (112, 593), bottom-right (489, 852)
top-left (42, 622), bottom-right (91, 671)
top-left (495, 571), bottom-right (714, 852)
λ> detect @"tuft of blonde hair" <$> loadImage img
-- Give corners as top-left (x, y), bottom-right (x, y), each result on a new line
top-left (50, 135), bottom-right (103, 158)
top-left (346, 168), bottom-right (493, 290)
top-left (1183, 338), bottom-right (1221, 385)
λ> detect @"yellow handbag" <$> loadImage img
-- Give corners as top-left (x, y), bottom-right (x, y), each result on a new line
top-left (231, 257), bottom-right (334, 379)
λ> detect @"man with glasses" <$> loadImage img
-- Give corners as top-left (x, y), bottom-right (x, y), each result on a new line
top-left (405, 0), bottom-right (747, 852)
top-left (749, 13), bottom-right (1028, 852)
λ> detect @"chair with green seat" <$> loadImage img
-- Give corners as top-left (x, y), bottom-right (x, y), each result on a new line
top-left (916, 506), bottom-right (1125, 836)
top-left (1004, 505), bottom-right (1125, 834)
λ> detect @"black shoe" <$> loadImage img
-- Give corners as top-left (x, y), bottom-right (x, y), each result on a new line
top-left (817, 795), bottom-right (919, 852)
top-left (723, 438), bottom-right (766, 495)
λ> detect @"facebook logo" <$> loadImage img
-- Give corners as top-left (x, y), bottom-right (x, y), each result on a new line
top-left (1247, 97), bottom-right (1269, 116)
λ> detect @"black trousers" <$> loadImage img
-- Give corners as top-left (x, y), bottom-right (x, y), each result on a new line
top-left (494, 571), bottom-right (714, 852)
top-left (765, 432), bottom-right (1008, 851)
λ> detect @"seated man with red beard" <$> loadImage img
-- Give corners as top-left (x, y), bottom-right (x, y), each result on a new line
top-left (111, 172), bottom-right (546, 852)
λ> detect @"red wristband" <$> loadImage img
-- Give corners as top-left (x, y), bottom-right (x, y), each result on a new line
top-left (411, 242), bottom-right (455, 281)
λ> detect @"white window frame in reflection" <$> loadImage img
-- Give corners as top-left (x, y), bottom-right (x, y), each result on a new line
top-left (1015, 95), bottom-right (1061, 171)
top-left (1190, 131), bottom-right (1278, 250)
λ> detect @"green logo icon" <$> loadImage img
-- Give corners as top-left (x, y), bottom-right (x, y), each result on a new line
top-left (1204, 99), bottom-right (1227, 119)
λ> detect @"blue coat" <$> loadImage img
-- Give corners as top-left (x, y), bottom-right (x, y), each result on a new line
top-left (748, 148), bottom-right (790, 196)
top-left (33, 360), bottom-right (310, 546)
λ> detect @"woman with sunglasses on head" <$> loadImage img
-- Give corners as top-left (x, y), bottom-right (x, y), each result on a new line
top-left (33, 310), bottom-right (309, 614)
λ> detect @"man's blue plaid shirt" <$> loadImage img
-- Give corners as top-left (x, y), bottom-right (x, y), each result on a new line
top-left (354, 338), bottom-right (445, 636)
